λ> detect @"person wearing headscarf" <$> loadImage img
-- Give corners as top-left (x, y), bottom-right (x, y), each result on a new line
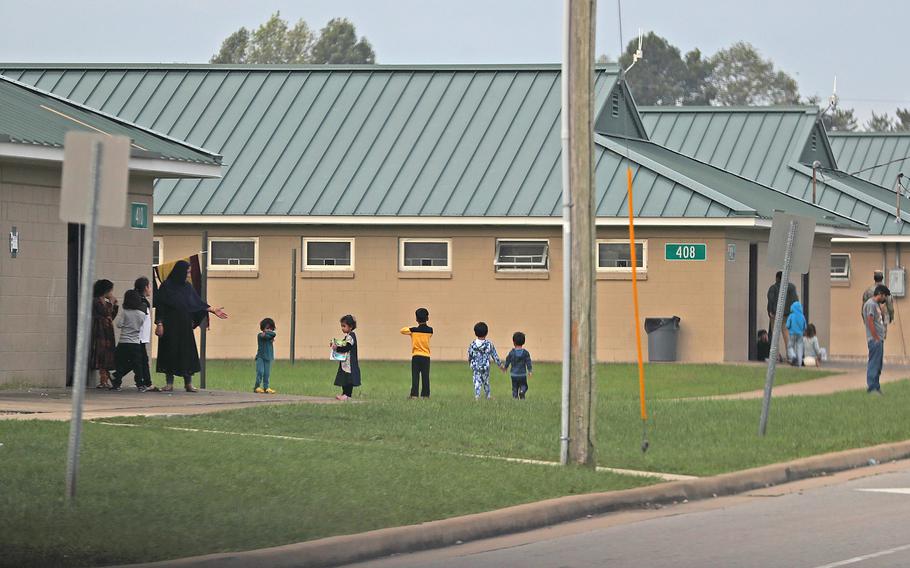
top-left (154, 260), bottom-right (228, 392)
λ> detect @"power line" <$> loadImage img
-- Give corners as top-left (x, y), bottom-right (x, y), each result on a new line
top-left (849, 155), bottom-right (910, 176)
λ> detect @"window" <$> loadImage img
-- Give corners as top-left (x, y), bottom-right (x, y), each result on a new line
top-left (830, 253), bottom-right (850, 280)
top-left (303, 239), bottom-right (354, 270)
top-left (495, 239), bottom-right (549, 271)
top-left (208, 238), bottom-right (258, 270)
top-left (597, 240), bottom-right (647, 271)
top-left (152, 238), bottom-right (162, 266)
top-left (400, 239), bottom-right (451, 271)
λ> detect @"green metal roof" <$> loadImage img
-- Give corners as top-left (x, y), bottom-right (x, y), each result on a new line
top-left (640, 106), bottom-right (910, 236)
top-left (599, 135), bottom-right (865, 231)
top-left (829, 131), bottom-right (910, 188)
top-left (0, 74), bottom-right (221, 166)
top-left (0, 64), bottom-right (864, 233)
top-left (0, 64), bottom-right (620, 216)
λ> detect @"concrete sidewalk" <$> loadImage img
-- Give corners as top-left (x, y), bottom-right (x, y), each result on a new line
top-left (0, 387), bottom-right (338, 421)
top-left (710, 363), bottom-right (910, 400)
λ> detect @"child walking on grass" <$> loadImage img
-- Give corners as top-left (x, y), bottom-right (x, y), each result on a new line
top-left (467, 322), bottom-right (501, 400)
top-left (331, 315), bottom-right (360, 401)
top-left (254, 318), bottom-right (276, 394)
top-left (503, 331), bottom-right (533, 399)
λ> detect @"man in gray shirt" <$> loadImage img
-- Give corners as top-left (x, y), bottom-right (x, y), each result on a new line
top-left (862, 271), bottom-right (894, 338)
top-left (863, 284), bottom-right (891, 394)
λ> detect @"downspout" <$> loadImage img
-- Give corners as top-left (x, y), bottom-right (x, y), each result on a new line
top-left (560, 0), bottom-right (572, 465)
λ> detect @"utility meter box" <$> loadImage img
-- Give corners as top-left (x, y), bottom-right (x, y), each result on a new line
top-left (889, 268), bottom-right (906, 298)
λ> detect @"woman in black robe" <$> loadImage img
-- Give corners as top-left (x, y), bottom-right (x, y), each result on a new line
top-left (154, 260), bottom-right (228, 392)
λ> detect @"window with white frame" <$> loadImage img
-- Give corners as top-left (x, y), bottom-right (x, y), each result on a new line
top-left (495, 239), bottom-right (549, 271)
top-left (208, 238), bottom-right (258, 270)
top-left (400, 238), bottom-right (451, 271)
top-left (830, 253), bottom-right (851, 280)
top-left (597, 240), bottom-right (647, 271)
top-left (303, 238), bottom-right (354, 270)
top-left (152, 238), bottom-right (162, 266)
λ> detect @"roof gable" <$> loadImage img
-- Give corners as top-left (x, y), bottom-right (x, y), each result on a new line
top-left (797, 120), bottom-right (837, 169)
top-left (593, 78), bottom-right (648, 140)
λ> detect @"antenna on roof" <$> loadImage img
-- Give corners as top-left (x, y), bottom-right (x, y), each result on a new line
top-left (896, 173), bottom-right (906, 225)
top-left (624, 28), bottom-right (644, 74)
top-left (828, 75), bottom-right (839, 110)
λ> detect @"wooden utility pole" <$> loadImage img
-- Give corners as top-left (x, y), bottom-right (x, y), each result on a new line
top-left (564, 0), bottom-right (597, 467)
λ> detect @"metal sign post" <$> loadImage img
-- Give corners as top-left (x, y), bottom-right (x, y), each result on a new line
top-left (759, 220), bottom-right (797, 436)
top-left (759, 212), bottom-right (815, 436)
top-left (61, 131), bottom-right (129, 503)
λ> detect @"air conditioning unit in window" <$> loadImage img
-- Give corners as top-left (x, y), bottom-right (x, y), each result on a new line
top-left (889, 268), bottom-right (906, 298)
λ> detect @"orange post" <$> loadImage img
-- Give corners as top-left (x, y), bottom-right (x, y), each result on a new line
top-left (627, 166), bottom-right (647, 421)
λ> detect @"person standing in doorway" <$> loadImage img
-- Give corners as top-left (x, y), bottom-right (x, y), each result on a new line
top-left (767, 271), bottom-right (799, 360)
top-left (863, 284), bottom-right (891, 394)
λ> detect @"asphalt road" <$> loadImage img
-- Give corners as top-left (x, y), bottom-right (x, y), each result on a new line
top-left (345, 461), bottom-right (910, 568)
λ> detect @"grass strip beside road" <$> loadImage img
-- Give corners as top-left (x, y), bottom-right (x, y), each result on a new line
top-left (0, 419), bottom-right (651, 568)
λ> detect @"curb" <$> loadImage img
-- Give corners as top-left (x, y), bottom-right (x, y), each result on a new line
top-left (124, 439), bottom-right (910, 568)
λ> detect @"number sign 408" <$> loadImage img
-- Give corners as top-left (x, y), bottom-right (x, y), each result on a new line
top-left (665, 243), bottom-right (706, 261)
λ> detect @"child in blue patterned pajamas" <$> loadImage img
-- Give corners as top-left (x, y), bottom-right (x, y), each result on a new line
top-left (467, 321), bottom-right (502, 400)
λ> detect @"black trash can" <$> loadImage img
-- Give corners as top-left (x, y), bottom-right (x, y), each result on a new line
top-left (644, 316), bottom-right (681, 362)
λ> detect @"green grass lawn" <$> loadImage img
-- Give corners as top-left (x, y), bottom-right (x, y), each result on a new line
top-left (5, 360), bottom-right (908, 568)
top-left (197, 359), bottom-right (832, 400)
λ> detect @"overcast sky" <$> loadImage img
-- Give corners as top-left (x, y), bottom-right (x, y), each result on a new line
top-left (1, 0), bottom-right (907, 123)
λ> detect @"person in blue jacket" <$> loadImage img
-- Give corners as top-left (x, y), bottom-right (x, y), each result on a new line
top-left (786, 301), bottom-right (807, 366)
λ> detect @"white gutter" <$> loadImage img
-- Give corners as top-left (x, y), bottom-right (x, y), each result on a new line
top-left (0, 142), bottom-right (222, 179)
top-left (834, 236), bottom-right (910, 243)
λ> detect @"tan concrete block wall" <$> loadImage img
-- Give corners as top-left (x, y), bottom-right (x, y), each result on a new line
top-left (156, 226), bottom-right (742, 363)
top-left (0, 168), bottom-right (67, 386)
top-left (830, 243), bottom-right (910, 360)
top-left (0, 162), bottom-right (156, 386)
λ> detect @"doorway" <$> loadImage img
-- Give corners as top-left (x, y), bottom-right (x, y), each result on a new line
top-left (66, 223), bottom-right (84, 387)
top-left (748, 243), bottom-right (758, 360)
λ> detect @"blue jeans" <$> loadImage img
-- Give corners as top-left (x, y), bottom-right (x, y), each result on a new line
top-left (867, 340), bottom-right (883, 391)
top-left (255, 358), bottom-right (272, 389)
top-left (787, 333), bottom-right (804, 366)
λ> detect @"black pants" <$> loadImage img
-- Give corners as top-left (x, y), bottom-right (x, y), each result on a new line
top-left (138, 343), bottom-right (152, 387)
top-left (511, 376), bottom-right (529, 399)
top-left (410, 356), bottom-right (430, 397)
top-left (112, 343), bottom-right (145, 388)
top-left (342, 384), bottom-right (354, 397)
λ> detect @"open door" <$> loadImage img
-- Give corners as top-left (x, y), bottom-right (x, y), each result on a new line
top-left (748, 243), bottom-right (758, 360)
top-left (66, 223), bottom-right (84, 387)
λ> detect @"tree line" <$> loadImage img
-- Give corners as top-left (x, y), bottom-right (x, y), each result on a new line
top-left (211, 20), bottom-right (907, 133)
top-left (607, 32), bottom-right (908, 133)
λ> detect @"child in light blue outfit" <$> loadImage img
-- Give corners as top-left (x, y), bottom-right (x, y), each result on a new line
top-left (467, 321), bottom-right (501, 399)
top-left (785, 301), bottom-right (807, 367)
top-left (254, 317), bottom-right (277, 393)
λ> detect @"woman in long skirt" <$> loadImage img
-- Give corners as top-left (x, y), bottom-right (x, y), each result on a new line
top-left (154, 260), bottom-right (228, 392)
